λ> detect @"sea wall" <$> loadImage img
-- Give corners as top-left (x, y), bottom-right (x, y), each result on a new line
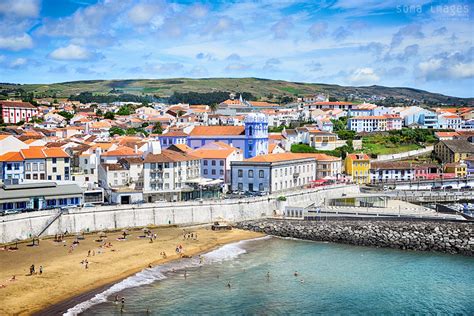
top-left (236, 219), bottom-right (474, 256)
top-left (0, 185), bottom-right (358, 244)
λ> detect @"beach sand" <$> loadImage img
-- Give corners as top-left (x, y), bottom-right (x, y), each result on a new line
top-left (0, 225), bottom-right (263, 315)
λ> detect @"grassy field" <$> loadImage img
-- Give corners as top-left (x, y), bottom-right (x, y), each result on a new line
top-left (1, 78), bottom-right (471, 105)
top-left (362, 142), bottom-right (422, 156)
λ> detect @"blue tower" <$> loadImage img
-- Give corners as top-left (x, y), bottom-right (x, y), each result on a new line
top-left (244, 113), bottom-right (268, 159)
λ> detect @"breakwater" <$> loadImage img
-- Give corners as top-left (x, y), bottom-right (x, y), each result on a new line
top-left (236, 219), bottom-right (474, 256)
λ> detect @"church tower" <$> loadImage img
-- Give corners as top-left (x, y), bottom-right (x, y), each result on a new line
top-left (244, 113), bottom-right (269, 159)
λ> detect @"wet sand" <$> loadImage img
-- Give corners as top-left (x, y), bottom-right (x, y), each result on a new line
top-left (0, 225), bottom-right (262, 315)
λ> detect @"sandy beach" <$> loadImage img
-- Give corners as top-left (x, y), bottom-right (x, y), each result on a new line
top-left (0, 225), bottom-right (263, 315)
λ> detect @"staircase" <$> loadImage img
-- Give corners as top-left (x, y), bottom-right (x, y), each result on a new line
top-left (37, 209), bottom-right (64, 237)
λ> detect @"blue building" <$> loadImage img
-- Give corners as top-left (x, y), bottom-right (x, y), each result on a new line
top-left (1, 182), bottom-right (83, 213)
top-left (188, 113), bottom-right (268, 159)
top-left (159, 131), bottom-right (188, 149)
top-left (0, 152), bottom-right (25, 183)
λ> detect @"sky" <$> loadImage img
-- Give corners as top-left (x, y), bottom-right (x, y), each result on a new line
top-left (0, 0), bottom-right (473, 97)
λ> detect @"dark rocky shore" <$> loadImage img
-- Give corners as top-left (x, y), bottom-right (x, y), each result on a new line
top-left (235, 219), bottom-right (474, 256)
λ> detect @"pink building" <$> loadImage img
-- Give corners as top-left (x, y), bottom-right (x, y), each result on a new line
top-left (1, 101), bottom-right (38, 124)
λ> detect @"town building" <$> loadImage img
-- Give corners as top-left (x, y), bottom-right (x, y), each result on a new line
top-left (1, 182), bottom-right (83, 212)
top-left (142, 149), bottom-right (201, 202)
top-left (1, 101), bottom-right (38, 124)
top-left (370, 161), bottom-right (415, 183)
top-left (188, 113), bottom-right (268, 159)
top-left (190, 142), bottom-right (243, 184)
top-left (347, 115), bottom-right (402, 133)
top-left (434, 140), bottom-right (474, 163)
top-left (231, 153), bottom-right (317, 193)
top-left (345, 153), bottom-right (370, 184)
top-left (444, 162), bottom-right (467, 178)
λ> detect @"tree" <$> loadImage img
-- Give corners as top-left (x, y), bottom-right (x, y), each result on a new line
top-left (104, 112), bottom-right (115, 120)
top-left (117, 105), bottom-right (132, 116)
top-left (109, 126), bottom-right (125, 136)
top-left (209, 103), bottom-right (218, 113)
top-left (96, 109), bottom-right (103, 116)
top-left (152, 122), bottom-right (163, 134)
top-left (58, 111), bottom-right (74, 120)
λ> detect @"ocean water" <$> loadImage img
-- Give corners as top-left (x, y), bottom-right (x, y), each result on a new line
top-left (68, 237), bottom-right (474, 315)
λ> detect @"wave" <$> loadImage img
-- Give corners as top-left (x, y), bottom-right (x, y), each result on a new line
top-left (63, 236), bottom-right (271, 315)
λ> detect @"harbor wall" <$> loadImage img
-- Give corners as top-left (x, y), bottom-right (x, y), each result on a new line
top-left (236, 218), bottom-right (474, 256)
top-left (0, 185), bottom-right (358, 243)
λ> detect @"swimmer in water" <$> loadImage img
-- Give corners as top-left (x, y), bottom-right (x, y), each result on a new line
top-left (294, 271), bottom-right (299, 276)
top-left (227, 282), bottom-right (231, 288)
top-left (300, 279), bottom-right (304, 283)
top-left (266, 271), bottom-right (270, 278)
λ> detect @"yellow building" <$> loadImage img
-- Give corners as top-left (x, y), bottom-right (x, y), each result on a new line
top-left (444, 162), bottom-right (467, 178)
top-left (345, 153), bottom-right (371, 184)
top-left (434, 140), bottom-right (474, 163)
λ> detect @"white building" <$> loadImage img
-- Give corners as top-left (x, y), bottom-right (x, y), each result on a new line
top-left (1, 101), bottom-right (38, 124)
top-left (348, 115), bottom-right (402, 133)
top-left (142, 149), bottom-right (201, 202)
top-left (231, 153), bottom-right (317, 193)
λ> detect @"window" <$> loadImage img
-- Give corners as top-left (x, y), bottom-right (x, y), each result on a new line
top-left (220, 160), bottom-right (224, 166)
top-left (32, 163), bottom-right (38, 171)
top-left (211, 160), bottom-right (216, 166)
top-left (33, 174), bottom-right (38, 180)
top-left (56, 175), bottom-right (61, 180)
top-left (219, 170), bottom-right (224, 175)
top-left (26, 174), bottom-right (31, 179)
top-left (14, 163), bottom-right (20, 170)
top-left (211, 169), bottom-right (216, 175)
top-left (238, 183), bottom-right (243, 190)
top-left (259, 183), bottom-right (264, 191)
top-left (204, 169), bottom-right (208, 175)
top-left (52, 158), bottom-right (57, 164)
top-left (53, 167), bottom-right (57, 173)
top-left (204, 160), bottom-right (208, 166)
top-left (259, 170), bottom-right (264, 178)
top-left (6, 164), bottom-right (12, 171)
top-left (238, 169), bottom-right (243, 177)
top-left (48, 176), bottom-right (52, 180)
top-left (40, 163), bottom-right (45, 171)
top-left (65, 158), bottom-right (69, 163)
top-left (26, 163), bottom-right (31, 171)
top-left (248, 170), bottom-right (254, 178)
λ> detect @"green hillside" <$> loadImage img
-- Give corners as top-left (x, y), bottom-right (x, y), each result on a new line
top-left (1, 78), bottom-right (472, 106)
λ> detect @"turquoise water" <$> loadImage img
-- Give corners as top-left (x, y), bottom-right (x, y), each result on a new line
top-left (70, 237), bottom-right (474, 315)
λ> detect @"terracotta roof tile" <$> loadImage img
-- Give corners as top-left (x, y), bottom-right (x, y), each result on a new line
top-left (190, 126), bottom-right (245, 136)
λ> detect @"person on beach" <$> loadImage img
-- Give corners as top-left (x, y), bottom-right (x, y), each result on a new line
top-left (266, 271), bottom-right (270, 279)
top-left (114, 295), bottom-right (119, 304)
top-left (10, 275), bottom-right (16, 281)
top-left (39, 266), bottom-right (43, 275)
top-left (148, 264), bottom-right (152, 269)
top-left (184, 270), bottom-right (187, 279)
top-left (121, 297), bottom-right (125, 313)
top-left (88, 250), bottom-right (91, 257)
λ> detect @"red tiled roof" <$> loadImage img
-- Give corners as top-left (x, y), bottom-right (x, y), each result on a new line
top-left (190, 126), bottom-right (245, 136)
top-left (0, 101), bottom-right (36, 109)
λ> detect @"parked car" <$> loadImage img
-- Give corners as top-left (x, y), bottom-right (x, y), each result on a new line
top-left (82, 203), bottom-right (95, 208)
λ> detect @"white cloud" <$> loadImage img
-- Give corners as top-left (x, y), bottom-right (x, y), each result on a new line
top-left (10, 57), bottom-right (28, 67)
top-left (128, 3), bottom-right (161, 25)
top-left (0, 0), bottom-right (40, 18)
top-left (49, 44), bottom-right (91, 60)
top-left (349, 67), bottom-right (380, 85)
top-left (0, 33), bottom-right (33, 51)
top-left (417, 49), bottom-right (474, 81)
top-left (308, 22), bottom-right (327, 40)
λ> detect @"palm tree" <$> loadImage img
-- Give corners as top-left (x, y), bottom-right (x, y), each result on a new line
top-left (209, 103), bottom-right (218, 114)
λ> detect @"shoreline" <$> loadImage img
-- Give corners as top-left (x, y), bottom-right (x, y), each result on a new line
top-left (37, 235), bottom-right (269, 316)
top-left (0, 226), bottom-right (263, 315)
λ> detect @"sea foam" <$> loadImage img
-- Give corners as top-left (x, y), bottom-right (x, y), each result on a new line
top-left (63, 236), bottom-right (270, 315)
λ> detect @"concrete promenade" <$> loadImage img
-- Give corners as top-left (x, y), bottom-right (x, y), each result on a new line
top-left (0, 184), bottom-right (358, 244)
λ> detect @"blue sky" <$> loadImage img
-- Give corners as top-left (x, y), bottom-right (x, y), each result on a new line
top-left (0, 0), bottom-right (473, 97)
